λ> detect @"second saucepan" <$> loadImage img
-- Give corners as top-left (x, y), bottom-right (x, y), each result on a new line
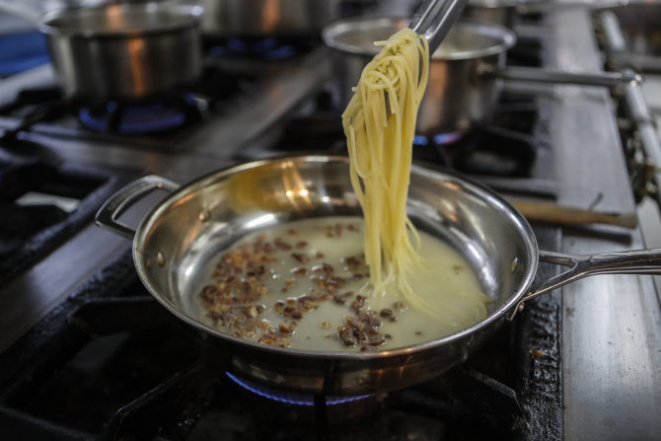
top-left (323, 17), bottom-right (640, 135)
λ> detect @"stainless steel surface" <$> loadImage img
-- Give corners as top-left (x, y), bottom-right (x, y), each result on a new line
top-left (200, 0), bottom-right (341, 37)
top-left (97, 156), bottom-right (661, 396)
top-left (41, 3), bottom-right (202, 102)
top-left (548, 9), bottom-right (661, 441)
top-left (324, 17), bottom-right (637, 134)
top-left (409, 0), bottom-right (470, 53)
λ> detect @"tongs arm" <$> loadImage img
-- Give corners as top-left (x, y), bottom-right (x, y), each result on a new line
top-left (409, 0), bottom-right (470, 55)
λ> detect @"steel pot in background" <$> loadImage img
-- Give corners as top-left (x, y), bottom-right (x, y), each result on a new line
top-left (323, 17), bottom-right (640, 135)
top-left (38, 3), bottom-right (202, 103)
top-left (201, 0), bottom-right (342, 37)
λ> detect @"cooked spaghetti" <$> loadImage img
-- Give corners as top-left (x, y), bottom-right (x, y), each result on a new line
top-left (342, 28), bottom-right (431, 311)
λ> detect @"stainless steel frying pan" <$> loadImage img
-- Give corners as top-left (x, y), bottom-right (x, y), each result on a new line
top-left (95, 156), bottom-right (661, 395)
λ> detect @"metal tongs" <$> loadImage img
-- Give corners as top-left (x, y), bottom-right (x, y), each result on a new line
top-left (410, 0), bottom-right (470, 55)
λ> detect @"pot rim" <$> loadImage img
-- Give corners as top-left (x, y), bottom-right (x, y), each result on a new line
top-left (322, 17), bottom-right (517, 61)
top-left (39, 3), bottom-right (201, 39)
top-left (132, 154), bottom-right (540, 363)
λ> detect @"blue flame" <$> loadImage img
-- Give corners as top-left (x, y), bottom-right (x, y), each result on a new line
top-left (79, 97), bottom-right (192, 135)
top-left (433, 132), bottom-right (463, 145)
top-left (209, 37), bottom-right (295, 61)
top-left (226, 373), bottom-right (373, 406)
top-left (413, 135), bottom-right (429, 146)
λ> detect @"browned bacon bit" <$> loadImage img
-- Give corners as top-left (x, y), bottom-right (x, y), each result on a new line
top-left (296, 241), bottom-right (308, 248)
top-left (316, 252), bottom-right (325, 259)
top-left (292, 267), bottom-right (307, 277)
top-left (393, 301), bottom-right (407, 312)
top-left (291, 310), bottom-right (303, 319)
top-left (288, 229), bottom-right (298, 235)
top-left (335, 223), bottom-right (344, 237)
top-left (529, 349), bottom-right (545, 357)
top-left (351, 295), bottom-right (366, 312)
top-left (415, 331), bottom-right (422, 336)
top-left (338, 326), bottom-right (357, 346)
top-left (344, 256), bottom-right (362, 271)
top-left (246, 266), bottom-right (266, 277)
top-left (337, 310), bottom-right (386, 349)
top-left (333, 291), bottom-right (354, 305)
top-left (388, 317), bottom-right (397, 323)
top-left (292, 253), bottom-right (309, 263)
top-left (321, 321), bottom-right (333, 329)
top-left (201, 284), bottom-right (219, 301)
top-left (279, 322), bottom-right (296, 334)
top-left (274, 238), bottom-right (292, 251)
top-left (384, 334), bottom-right (392, 339)
top-left (347, 223), bottom-right (357, 232)
top-left (379, 308), bottom-right (393, 318)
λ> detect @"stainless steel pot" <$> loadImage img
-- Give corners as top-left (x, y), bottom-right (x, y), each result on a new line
top-left (323, 17), bottom-right (640, 135)
top-left (95, 155), bottom-right (661, 395)
top-left (38, 3), bottom-right (202, 103)
top-left (201, 0), bottom-right (342, 37)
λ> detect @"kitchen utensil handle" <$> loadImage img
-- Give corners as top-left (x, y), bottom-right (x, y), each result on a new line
top-left (410, 0), bottom-right (470, 54)
top-left (508, 248), bottom-right (661, 320)
top-left (95, 175), bottom-right (180, 239)
top-left (509, 199), bottom-right (638, 229)
top-left (484, 65), bottom-right (642, 87)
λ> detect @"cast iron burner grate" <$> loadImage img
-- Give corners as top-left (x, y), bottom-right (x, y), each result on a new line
top-left (0, 225), bottom-right (562, 441)
top-left (0, 139), bottom-right (130, 280)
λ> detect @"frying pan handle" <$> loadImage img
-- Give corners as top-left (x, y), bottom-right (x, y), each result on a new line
top-left (95, 175), bottom-right (180, 239)
top-left (481, 65), bottom-right (642, 88)
top-left (508, 248), bottom-right (661, 320)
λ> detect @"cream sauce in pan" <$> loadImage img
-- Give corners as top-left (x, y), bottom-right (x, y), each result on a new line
top-left (196, 217), bottom-right (490, 352)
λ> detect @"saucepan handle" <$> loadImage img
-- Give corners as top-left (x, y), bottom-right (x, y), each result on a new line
top-left (95, 175), bottom-right (180, 239)
top-left (482, 65), bottom-right (642, 88)
top-left (508, 248), bottom-right (661, 320)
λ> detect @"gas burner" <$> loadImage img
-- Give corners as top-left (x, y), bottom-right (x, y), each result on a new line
top-left (225, 372), bottom-right (384, 425)
top-left (226, 372), bottom-right (372, 406)
top-left (413, 132), bottom-right (464, 147)
top-left (206, 37), bottom-right (317, 61)
top-left (78, 95), bottom-right (200, 135)
top-left (413, 125), bottom-right (537, 177)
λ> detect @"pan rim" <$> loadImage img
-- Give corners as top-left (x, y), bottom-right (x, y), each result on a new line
top-left (322, 16), bottom-right (517, 61)
top-left (39, 3), bottom-right (200, 39)
top-left (133, 154), bottom-right (539, 362)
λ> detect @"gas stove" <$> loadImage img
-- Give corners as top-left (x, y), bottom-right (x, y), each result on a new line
top-left (0, 5), bottom-right (659, 441)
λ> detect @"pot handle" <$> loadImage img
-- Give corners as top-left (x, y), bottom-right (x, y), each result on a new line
top-left (95, 175), bottom-right (180, 239)
top-left (481, 65), bottom-right (642, 88)
top-left (508, 248), bottom-right (661, 320)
